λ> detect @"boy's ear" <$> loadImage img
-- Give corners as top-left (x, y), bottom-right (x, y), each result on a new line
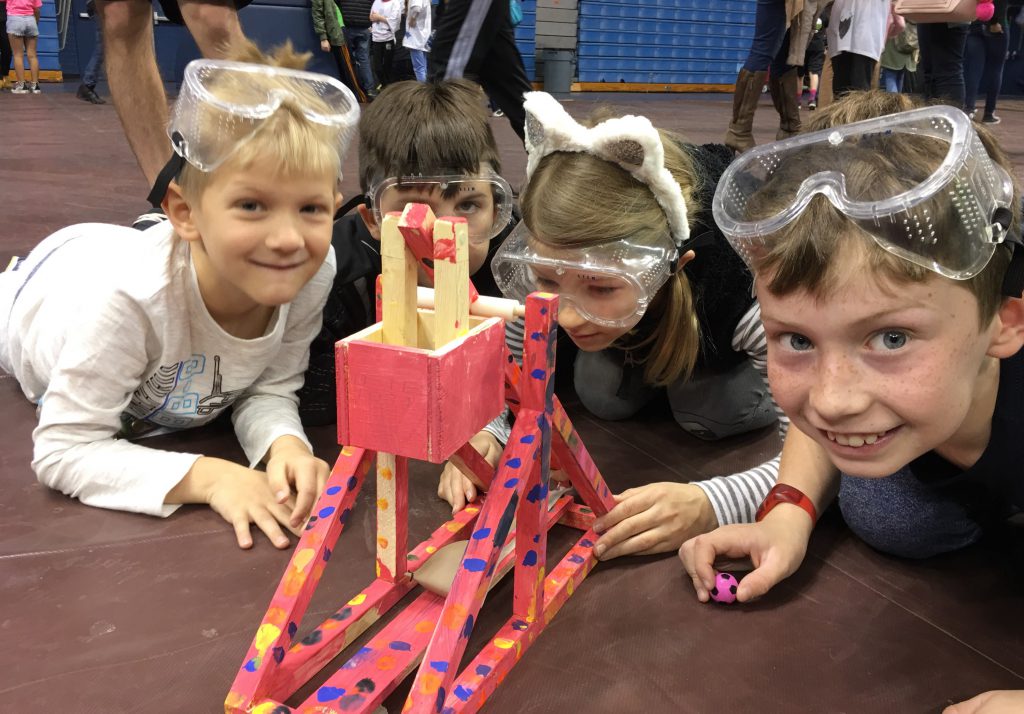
top-left (163, 181), bottom-right (201, 243)
top-left (357, 203), bottom-right (382, 241)
top-left (987, 296), bottom-right (1024, 359)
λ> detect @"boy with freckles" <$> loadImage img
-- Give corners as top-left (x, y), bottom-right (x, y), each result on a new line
top-left (681, 91), bottom-right (1024, 713)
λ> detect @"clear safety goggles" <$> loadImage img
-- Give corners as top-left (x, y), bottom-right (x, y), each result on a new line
top-left (368, 172), bottom-right (514, 245)
top-left (168, 59), bottom-right (359, 173)
top-left (713, 105), bottom-right (1016, 281)
top-left (491, 222), bottom-right (678, 328)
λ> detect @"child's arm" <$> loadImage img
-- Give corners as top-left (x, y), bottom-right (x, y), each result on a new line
top-left (230, 251), bottom-right (336, 525)
top-left (679, 425), bottom-right (838, 602)
top-left (944, 690), bottom-right (1024, 713)
top-left (591, 302), bottom-right (782, 559)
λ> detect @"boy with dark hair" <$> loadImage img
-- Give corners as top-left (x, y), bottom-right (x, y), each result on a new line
top-left (299, 78), bottom-right (517, 426)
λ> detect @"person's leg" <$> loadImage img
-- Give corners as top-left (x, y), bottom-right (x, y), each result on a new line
top-left (963, 28), bottom-right (985, 113)
top-left (982, 28), bottom-right (1009, 120)
top-left (330, 44), bottom-right (363, 99)
top-left (409, 48), bottom-right (427, 81)
top-left (880, 67), bottom-right (898, 93)
top-left (666, 360), bottom-right (776, 441)
top-left (767, 29), bottom-right (799, 139)
top-left (370, 40), bottom-right (384, 90)
top-left (573, 350), bottom-right (658, 421)
top-left (831, 51), bottom-right (853, 96)
top-left (344, 27), bottom-right (376, 95)
top-left (177, 0), bottom-right (244, 59)
top-left (97, 0), bottom-right (171, 185)
top-left (918, 21), bottom-right (968, 106)
top-left (82, 25), bottom-right (103, 88)
top-left (848, 53), bottom-right (875, 92)
top-left (838, 469), bottom-right (983, 559)
top-left (726, 0), bottom-right (786, 151)
top-left (9, 34), bottom-right (23, 85)
top-left (475, 8), bottom-right (531, 141)
top-left (0, 4), bottom-right (12, 88)
top-left (25, 34), bottom-right (37, 86)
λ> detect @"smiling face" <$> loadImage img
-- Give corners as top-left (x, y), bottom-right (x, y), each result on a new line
top-left (757, 262), bottom-right (1008, 477)
top-left (177, 157), bottom-right (340, 322)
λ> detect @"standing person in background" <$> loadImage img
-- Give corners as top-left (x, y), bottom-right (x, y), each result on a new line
top-left (879, 20), bottom-right (918, 93)
top-left (724, 0), bottom-right (825, 153)
top-left (0, 0), bottom-right (12, 91)
top-left (428, 0), bottom-right (531, 142)
top-left (369, 0), bottom-right (401, 89)
top-left (339, 0), bottom-right (378, 99)
top-left (312, 0), bottom-right (367, 101)
top-left (97, 0), bottom-right (251, 229)
top-left (77, 0), bottom-right (106, 104)
top-left (800, 13), bottom-right (827, 109)
top-left (826, 0), bottom-right (895, 96)
top-left (964, 0), bottom-right (1009, 124)
top-left (403, 0), bottom-right (430, 81)
top-left (916, 20), bottom-right (970, 106)
top-left (5, 0), bottom-right (40, 94)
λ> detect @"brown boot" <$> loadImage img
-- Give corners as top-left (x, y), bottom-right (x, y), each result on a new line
top-left (769, 68), bottom-right (802, 140)
top-left (724, 69), bottom-right (767, 153)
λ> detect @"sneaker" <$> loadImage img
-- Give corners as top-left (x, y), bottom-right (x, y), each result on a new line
top-left (808, 98), bottom-right (816, 110)
top-left (967, 109), bottom-right (977, 120)
top-left (132, 206), bottom-right (169, 231)
top-left (77, 84), bottom-right (106, 104)
top-left (982, 114), bottom-right (1001, 125)
top-left (11, 82), bottom-right (28, 95)
top-left (492, 108), bottom-right (505, 117)
top-left (30, 82), bottom-right (41, 94)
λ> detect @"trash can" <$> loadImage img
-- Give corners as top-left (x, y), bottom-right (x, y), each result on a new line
top-left (541, 48), bottom-right (575, 96)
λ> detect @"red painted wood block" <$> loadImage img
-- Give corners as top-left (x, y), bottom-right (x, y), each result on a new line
top-left (336, 315), bottom-right (506, 463)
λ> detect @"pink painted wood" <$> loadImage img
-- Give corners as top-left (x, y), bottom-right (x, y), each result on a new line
top-left (225, 446), bottom-right (374, 712)
top-left (440, 529), bottom-right (601, 713)
top-left (397, 204), bottom-right (480, 305)
top-left (298, 590), bottom-right (446, 714)
top-left (403, 420), bottom-right (542, 713)
top-left (512, 293), bottom-right (558, 623)
top-left (451, 441), bottom-right (496, 490)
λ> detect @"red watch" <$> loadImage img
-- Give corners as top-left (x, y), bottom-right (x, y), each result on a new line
top-left (755, 483), bottom-right (817, 523)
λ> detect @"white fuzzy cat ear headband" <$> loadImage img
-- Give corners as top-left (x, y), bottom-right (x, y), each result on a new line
top-left (522, 91), bottom-right (691, 248)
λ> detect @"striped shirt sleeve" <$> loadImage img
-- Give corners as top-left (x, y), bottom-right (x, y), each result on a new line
top-left (692, 302), bottom-right (789, 525)
top-left (480, 317), bottom-right (525, 445)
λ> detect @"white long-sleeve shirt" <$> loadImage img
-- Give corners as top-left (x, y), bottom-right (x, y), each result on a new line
top-left (0, 222), bottom-right (335, 517)
top-left (370, 0), bottom-right (402, 42)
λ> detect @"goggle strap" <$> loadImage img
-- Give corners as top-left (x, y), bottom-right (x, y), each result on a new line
top-left (1002, 235), bottom-right (1024, 298)
top-left (336, 193), bottom-right (367, 220)
top-left (146, 132), bottom-right (188, 208)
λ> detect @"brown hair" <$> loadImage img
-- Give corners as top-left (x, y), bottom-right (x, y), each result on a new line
top-left (747, 90), bottom-right (1018, 324)
top-left (357, 79), bottom-right (501, 192)
top-left (177, 40), bottom-right (344, 202)
top-left (520, 119), bottom-right (701, 386)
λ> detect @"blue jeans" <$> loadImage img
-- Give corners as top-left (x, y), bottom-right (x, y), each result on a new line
top-left (742, 0), bottom-right (792, 76)
top-left (880, 66), bottom-right (905, 94)
top-left (82, 24), bottom-right (104, 88)
top-left (964, 24), bottom-right (1009, 116)
top-left (343, 26), bottom-right (376, 94)
top-left (408, 48), bottom-right (427, 81)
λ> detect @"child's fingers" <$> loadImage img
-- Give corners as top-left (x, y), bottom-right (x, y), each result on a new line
top-left (593, 489), bottom-right (650, 535)
top-left (289, 463), bottom-right (321, 526)
top-left (678, 534), bottom-right (721, 594)
top-left (734, 556), bottom-right (788, 602)
top-left (233, 518), bottom-right (254, 549)
top-left (253, 508), bottom-right (291, 549)
top-left (265, 461), bottom-right (291, 504)
top-left (462, 475), bottom-right (477, 505)
top-left (593, 508), bottom-right (654, 559)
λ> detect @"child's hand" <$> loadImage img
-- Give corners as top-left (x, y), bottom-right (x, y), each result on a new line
top-left (944, 690), bottom-right (1024, 713)
top-left (321, 39), bottom-right (331, 52)
top-left (206, 463), bottom-right (300, 550)
top-left (591, 483), bottom-right (718, 560)
top-left (678, 510), bottom-right (812, 603)
top-left (265, 436), bottom-right (331, 528)
top-left (438, 430), bottom-right (502, 514)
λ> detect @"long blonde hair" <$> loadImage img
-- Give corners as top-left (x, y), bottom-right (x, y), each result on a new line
top-left (177, 40), bottom-right (344, 202)
top-left (520, 125), bottom-right (701, 386)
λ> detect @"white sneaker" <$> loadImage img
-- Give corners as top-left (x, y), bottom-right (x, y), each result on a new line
top-left (30, 82), bottom-right (41, 94)
top-left (11, 82), bottom-right (28, 95)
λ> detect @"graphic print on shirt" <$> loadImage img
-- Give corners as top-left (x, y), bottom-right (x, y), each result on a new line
top-left (121, 354), bottom-right (244, 436)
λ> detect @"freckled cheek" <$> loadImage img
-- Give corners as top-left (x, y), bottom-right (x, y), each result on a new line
top-left (765, 364), bottom-right (807, 413)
